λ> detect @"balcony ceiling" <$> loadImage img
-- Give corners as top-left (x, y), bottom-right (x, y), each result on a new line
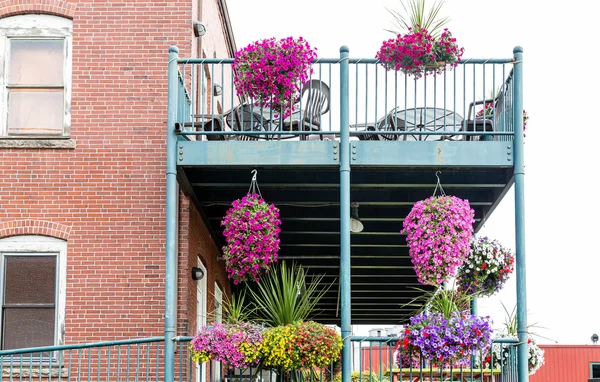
top-left (179, 165), bottom-right (514, 325)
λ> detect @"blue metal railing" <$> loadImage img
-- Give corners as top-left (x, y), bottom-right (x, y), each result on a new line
top-left (0, 337), bottom-right (165, 382)
top-left (0, 335), bottom-right (519, 382)
top-left (171, 51), bottom-right (516, 142)
top-left (172, 335), bottom-right (519, 382)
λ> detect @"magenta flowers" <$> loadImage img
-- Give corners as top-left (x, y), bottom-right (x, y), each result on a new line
top-left (233, 37), bottom-right (317, 118)
top-left (190, 322), bottom-right (264, 369)
top-left (376, 28), bottom-right (463, 79)
top-left (221, 193), bottom-right (281, 284)
top-left (402, 195), bottom-right (475, 286)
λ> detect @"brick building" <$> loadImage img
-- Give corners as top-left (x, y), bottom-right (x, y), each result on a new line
top-left (0, 0), bottom-right (235, 350)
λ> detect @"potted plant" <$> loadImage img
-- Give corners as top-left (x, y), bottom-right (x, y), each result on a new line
top-left (456, 236), bottom-right (515, 297)
top-left (401, 195), bottom-right (474, 286)
top-left (221, 193), bottom-right (281, 284)
top-left (233, 36), bottom-right (317, 118)
top-left (377, 0), bottom-right (463, 79)
top-left (245, 261), bottom-right (332, 327)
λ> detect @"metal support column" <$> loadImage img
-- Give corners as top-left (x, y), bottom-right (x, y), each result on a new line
top-left (339, 45), bottom-right (352, 382)
top-left (165, 45), bottom-right (179, 382)
top-left (512, 46), bottom-right (528, 382)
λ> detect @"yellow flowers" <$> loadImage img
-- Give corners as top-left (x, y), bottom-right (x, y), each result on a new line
top-left (259, 321), bottom-right (343, 371)
top-left (190, 321), bottom-right (342, 373)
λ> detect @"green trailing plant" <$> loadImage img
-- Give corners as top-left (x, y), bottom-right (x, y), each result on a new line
top-left (245, 261), bottom-right (333, 327)
top-left (385, 0), bottom-right (450, 37)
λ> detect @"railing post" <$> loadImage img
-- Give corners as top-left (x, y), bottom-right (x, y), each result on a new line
top-left (339, 45), bottom-right (352, 382)
top-left (165, 45), bottom-right (179, 382)
top-left (512, 46), bottom-right (528, 382)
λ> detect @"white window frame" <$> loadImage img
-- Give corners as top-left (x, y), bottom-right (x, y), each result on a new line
top-left (0, 14), bottom-right (72, 138)
top-left (0, 235), bottom-right (67, 349)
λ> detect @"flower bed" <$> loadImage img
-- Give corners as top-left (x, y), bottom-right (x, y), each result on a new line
top-left (457, 236), bottom-right (515, 297)
top-left (221, 193), bottom-right (281, 284)
top-left (376, 28), bottom-right (463, 79)
top-left (401, 195), bottom-right (475, 286)
top-left (233, 36), bottom-right (317, 118)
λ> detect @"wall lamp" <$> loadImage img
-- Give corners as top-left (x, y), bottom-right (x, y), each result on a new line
top-left (593, 333), bottom-right (599, 344)
top-left (191, 267), bottom-right (205, 281)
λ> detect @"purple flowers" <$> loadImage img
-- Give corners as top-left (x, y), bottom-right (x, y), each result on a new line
top-left (233, 37), bottom-right (317, 118)
top-left (402, 195), bottom-right (475, 286)
top-left (403, 312), bottom-right (493, 367)
top-left (376, 28), bottom-right (463, 79)
top-left (190, 322), bottom-right (264, 369)
top-left (221, 193), bottom-right (281, 284)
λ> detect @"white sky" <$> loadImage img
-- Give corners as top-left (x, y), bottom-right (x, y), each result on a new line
top-left (226, 0), bottom-right (600, 345)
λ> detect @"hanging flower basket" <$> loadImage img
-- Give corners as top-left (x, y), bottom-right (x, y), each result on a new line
top-left (376, 28), bottom-right (463, 79)
top-left (190, 322), bottom-right (264, 369)
top-left (402, 311), bottom-right (493, 367)
top-left (456, 236), bottom-right (515, 297)
top-left (401, 195), bottom-right (475, 286)
top-left (479, 333), bottom-right (545, 375)
top-left (233, 36), bottom-right (317, 118)
top-left (259, 321), bottom-right (343, 371)
top-left (221, 193), bottom-right (281, 284)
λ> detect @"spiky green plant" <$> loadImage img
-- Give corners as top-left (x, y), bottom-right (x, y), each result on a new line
top-left (222, 289), bottom-right (256, 324)
top-left (245, 261), bottom-right (332, 327)
top-left (401, 283), bottom-right (474, 320)
top-left (386, 0), bottom-right (450, 38)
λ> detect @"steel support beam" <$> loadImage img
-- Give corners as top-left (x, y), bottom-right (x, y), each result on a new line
top-left (512, 46), bottom-right (528, 382)
top-left (165, 46), bottom-right (179, 382)
top-left (339, 45), bottom-right (352, 382)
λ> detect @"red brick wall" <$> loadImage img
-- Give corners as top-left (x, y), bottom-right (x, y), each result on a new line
top-left (179, 197), bottom-right (231, 337)
top-left (0, 0), bottom-right (230, 344)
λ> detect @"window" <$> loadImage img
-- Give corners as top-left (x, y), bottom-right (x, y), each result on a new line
top-left (0, 15), bottom-right (72, 137)
top-left (592, 362), bottom-right (600, 378)
top-left (0, 236), bottom-right (66, 350)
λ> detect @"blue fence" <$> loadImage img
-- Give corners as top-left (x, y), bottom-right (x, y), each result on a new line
top-left (0, 336), bottom-right (519, 382)
top-left (172, 53), bottom-right (516, 142)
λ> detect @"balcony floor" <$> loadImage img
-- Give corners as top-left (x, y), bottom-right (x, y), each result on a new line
top-left (179, 162), bottom-right (514, 325)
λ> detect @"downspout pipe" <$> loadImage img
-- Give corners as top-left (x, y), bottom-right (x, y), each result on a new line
top-left (512, 46), bottom-right (528, 382)
top-left (339, 45), bottom-right (352, 382)
top-left (165, 45), bottom-right (180, 382)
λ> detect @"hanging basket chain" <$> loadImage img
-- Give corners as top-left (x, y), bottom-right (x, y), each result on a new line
top-left (432, 170), bottom-right (446, 196)
top-left (247, 169), bottom-right (262, 197)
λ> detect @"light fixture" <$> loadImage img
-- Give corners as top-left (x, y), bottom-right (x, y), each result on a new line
top-left (213, 84), bottom-right (222, 96)
top-left (350, 203), bottom-right (363, 233)
top-left (193, 21), bottom-right (207, 37)
top-left (593, 333), bottom-right (599, 344)
top-left (191, 266), bottom-right (205, 281)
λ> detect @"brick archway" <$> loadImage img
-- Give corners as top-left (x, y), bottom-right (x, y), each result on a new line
top-left (0, 220), bottom-right (72, 240)
top-left (0, 0), bottom-right (76, 19)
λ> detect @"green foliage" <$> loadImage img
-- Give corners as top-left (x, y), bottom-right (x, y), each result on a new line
top-left (401, 284), bottom-right (473, 320)
top-left (386, 0), bottom-right (450, 38)
top-left (222, 289), bottom-right (255, 324)
top-left (245, 261), bottom-right (333, 327)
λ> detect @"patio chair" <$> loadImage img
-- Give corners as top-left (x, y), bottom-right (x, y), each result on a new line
top-left (460, 99), bottom-right (496, 141)
top-left (281, 79), bottom-right (331, 140)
